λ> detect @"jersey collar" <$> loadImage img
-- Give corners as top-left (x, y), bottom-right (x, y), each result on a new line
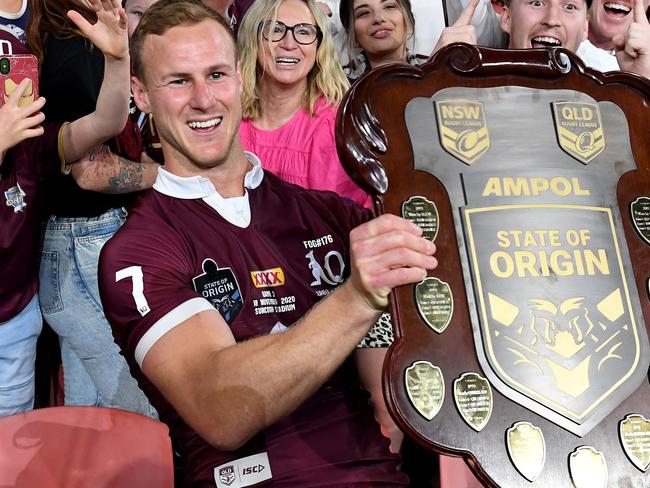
top-left (153, 152), bottom-right (264, 199)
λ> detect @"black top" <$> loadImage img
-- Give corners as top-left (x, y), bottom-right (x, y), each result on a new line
top-left (40, 36), bottom-right (141, 217)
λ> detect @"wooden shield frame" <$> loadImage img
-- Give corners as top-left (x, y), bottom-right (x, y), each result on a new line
top-left (336, 44), bottom-right (650, 487)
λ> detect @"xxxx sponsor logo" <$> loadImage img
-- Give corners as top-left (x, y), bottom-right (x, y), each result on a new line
top-left (250, 267), bottom-right (285, 288)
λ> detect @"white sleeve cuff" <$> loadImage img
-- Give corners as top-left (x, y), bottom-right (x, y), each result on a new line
top-left (134, 297), bottom-right (214, 368)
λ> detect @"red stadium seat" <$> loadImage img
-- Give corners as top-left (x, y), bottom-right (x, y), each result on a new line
top-left (0, 406), bottom-right (174, 488)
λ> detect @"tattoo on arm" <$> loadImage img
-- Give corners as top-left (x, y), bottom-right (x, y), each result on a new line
top-left (88, 144), bottom-right (112, 162)
top-left (108, 155), bottom-right (144, 193)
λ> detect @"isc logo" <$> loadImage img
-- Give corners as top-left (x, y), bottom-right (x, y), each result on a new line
top-left (242, 464), bottom-right (265, 475)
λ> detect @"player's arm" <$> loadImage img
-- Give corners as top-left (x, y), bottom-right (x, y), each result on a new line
top-left (141, 214), bottom-right (437, 451)
top-left (71, 144), bottom-right (160, 193)
top-left (0, 79), bottom-right (45, 167)
top-left (60, 0), bottom-right (131, 163)
top-left (355, 346), bottom-right (404, 453)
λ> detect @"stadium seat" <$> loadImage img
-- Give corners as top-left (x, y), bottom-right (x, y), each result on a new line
top-left (0, 406), bottom-right (173, 487)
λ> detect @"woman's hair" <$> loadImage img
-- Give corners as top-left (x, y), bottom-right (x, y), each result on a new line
top-left (238, 0), bottom-right (349, 120)
top-left (26, 0), bottom-right (98, 65)
top-left (338, 0), bottom-right (415, 58)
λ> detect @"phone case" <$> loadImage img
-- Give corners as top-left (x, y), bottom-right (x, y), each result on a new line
top-left (0, 38), bottom-right (38, 109)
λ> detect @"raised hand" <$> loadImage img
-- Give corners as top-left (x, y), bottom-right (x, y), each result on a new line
top-left (0, 79), bottom-right (45, 158)
top-left (348, 214), bottom-right (437, 311)
top-left (432, 0), bottom-right (480, 55)
top-left (614, 0), bottom-right (650, 77)
top-left (68, 0), bottom-right (128, 61)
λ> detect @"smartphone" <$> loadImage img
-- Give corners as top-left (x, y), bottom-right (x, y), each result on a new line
top-left (0, 38), bottom-right (38, 109)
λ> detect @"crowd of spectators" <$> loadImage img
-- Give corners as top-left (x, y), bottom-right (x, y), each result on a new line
top-left (1, 0), bottom-right (648, 486)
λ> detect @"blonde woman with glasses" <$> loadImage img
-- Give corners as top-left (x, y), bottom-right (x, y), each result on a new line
top-left (238, 0), bottom-right (370, 207)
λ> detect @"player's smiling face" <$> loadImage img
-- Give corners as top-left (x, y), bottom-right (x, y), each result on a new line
top-left (589, 0), bottom-right (650, 49)
top-left (501, 0), bottom-right (589, 53)
top-left (256, 0), bottom-right (319, 90)
top-left (132, 19), bottom-right (243, 172)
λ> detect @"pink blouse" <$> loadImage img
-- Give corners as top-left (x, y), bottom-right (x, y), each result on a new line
top-left (239, 97), bottom-right (371, 208)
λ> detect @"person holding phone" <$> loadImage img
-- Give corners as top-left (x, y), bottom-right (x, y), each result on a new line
top-left (0, 0), bottom-right (130, 416)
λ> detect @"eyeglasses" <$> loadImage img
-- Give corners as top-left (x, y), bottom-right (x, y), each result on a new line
top-left (258, 20), bottom-right (322, 45)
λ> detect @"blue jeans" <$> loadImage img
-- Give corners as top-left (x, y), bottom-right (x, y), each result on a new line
top-left (0, 294), bottom-right (42, 417)
top-left (39, 208), bottom-right (156, 418)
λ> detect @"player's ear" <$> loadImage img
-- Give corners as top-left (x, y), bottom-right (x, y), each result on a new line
top-left (500, 5), bottom-right (512, 36)
top-left (131, 75), bottom-right (152, 114)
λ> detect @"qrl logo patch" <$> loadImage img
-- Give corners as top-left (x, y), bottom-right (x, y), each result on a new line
top-left (192, 258), bottom-right (243, 324)
top-left (250, 267), bottom-right (285, 288)
top-left (436, 100), bottom-right (490, 165)
top-left (218, 466), bottom-right (236, 486)
top-left (552, 101), bottom-right (605, 164)
top-left (5, 183), bottom-right (26, 213)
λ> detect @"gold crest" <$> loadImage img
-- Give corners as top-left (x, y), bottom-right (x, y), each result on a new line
top-left (506, 421), bottom-right (546, 482)
top-left (569, 446), bottom-right (608, 488)
top-left (436, 100), bottom-right (490, 165)
top-left (552, 101), bottom-right (605, 164)
top-left (619, 414), bottom-right (650, 472)
top-left (404, 361), bottom-right (444, 421)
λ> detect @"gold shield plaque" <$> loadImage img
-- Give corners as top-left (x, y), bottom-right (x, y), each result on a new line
top-left (630, 196), bottom-right (650, 246)
top-left (453, 372), bottom-right (492, 432)
top-left (552, 101), bottom-right (605, 164)
top-left (619, 414), bottom-right (650, 472)
top-left (569, 446), bottom-right (607, 488)
top-left (405, 361), bottom-right (444, 421)
top-left (435, 100), bottom-right (490, 165)
top-left (401, 196), bottom-right (439, 242)
top-left (415, 277), bottom-right (453, 334)
top-left (506, 421), bottom-right (545, 482)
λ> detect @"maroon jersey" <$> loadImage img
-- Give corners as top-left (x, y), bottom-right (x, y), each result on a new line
top-left (0, 123), bottom-right (62, 321)
top-left (99, 160), bottom-right (407, 488)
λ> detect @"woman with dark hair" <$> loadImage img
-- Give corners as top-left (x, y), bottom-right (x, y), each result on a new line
top-left (26, 0), bottom-right (156, 415)
top-left (338, 0), bottom-right (428, 79)
top-left (339, 0), bottom-right (484, 80)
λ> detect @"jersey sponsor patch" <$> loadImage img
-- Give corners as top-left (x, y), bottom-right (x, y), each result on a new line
top-left (192, 258), bottom-right (242, 324)
top-left (214, 452), bottom-right (272, 488)
top-left (5, 183), bottom-right (26, 213)
top-left (305, 249), bottom-right (345, 287)
top-left (250, 267), bottom-right (285, 288)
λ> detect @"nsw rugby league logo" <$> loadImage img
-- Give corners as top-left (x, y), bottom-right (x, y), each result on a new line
top-left (193, 258), bottom-right (243, 324)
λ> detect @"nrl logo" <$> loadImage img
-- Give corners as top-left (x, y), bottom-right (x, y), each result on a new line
top-left (552, 101), bottom-right (605, 164)
top-left (5, 183), bottom-right (27, 213)
top-left (435, 100), bottom-right (490, 165)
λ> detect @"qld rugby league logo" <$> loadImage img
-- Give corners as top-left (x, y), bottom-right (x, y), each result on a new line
top-left (218, 465), bottom-right (235, 486)
top-left (193, 258), bottom-right (242, 324)
top-left (552, 101), bottom-right (605, 164)
top-left (436, 100), bottom-right (490, 165)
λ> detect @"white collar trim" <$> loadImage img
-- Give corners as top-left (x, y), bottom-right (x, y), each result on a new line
top-left (153, 152), bottom-right (263, 228)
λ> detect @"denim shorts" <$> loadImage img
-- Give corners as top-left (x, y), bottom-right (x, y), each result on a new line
top-left (0, 294), bottom-right (42, 416)
top-left (39, 208), bottom-right (156, 417)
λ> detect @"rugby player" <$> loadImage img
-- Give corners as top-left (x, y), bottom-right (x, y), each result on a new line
top-left (98, 1), bottom-right (437, 486)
